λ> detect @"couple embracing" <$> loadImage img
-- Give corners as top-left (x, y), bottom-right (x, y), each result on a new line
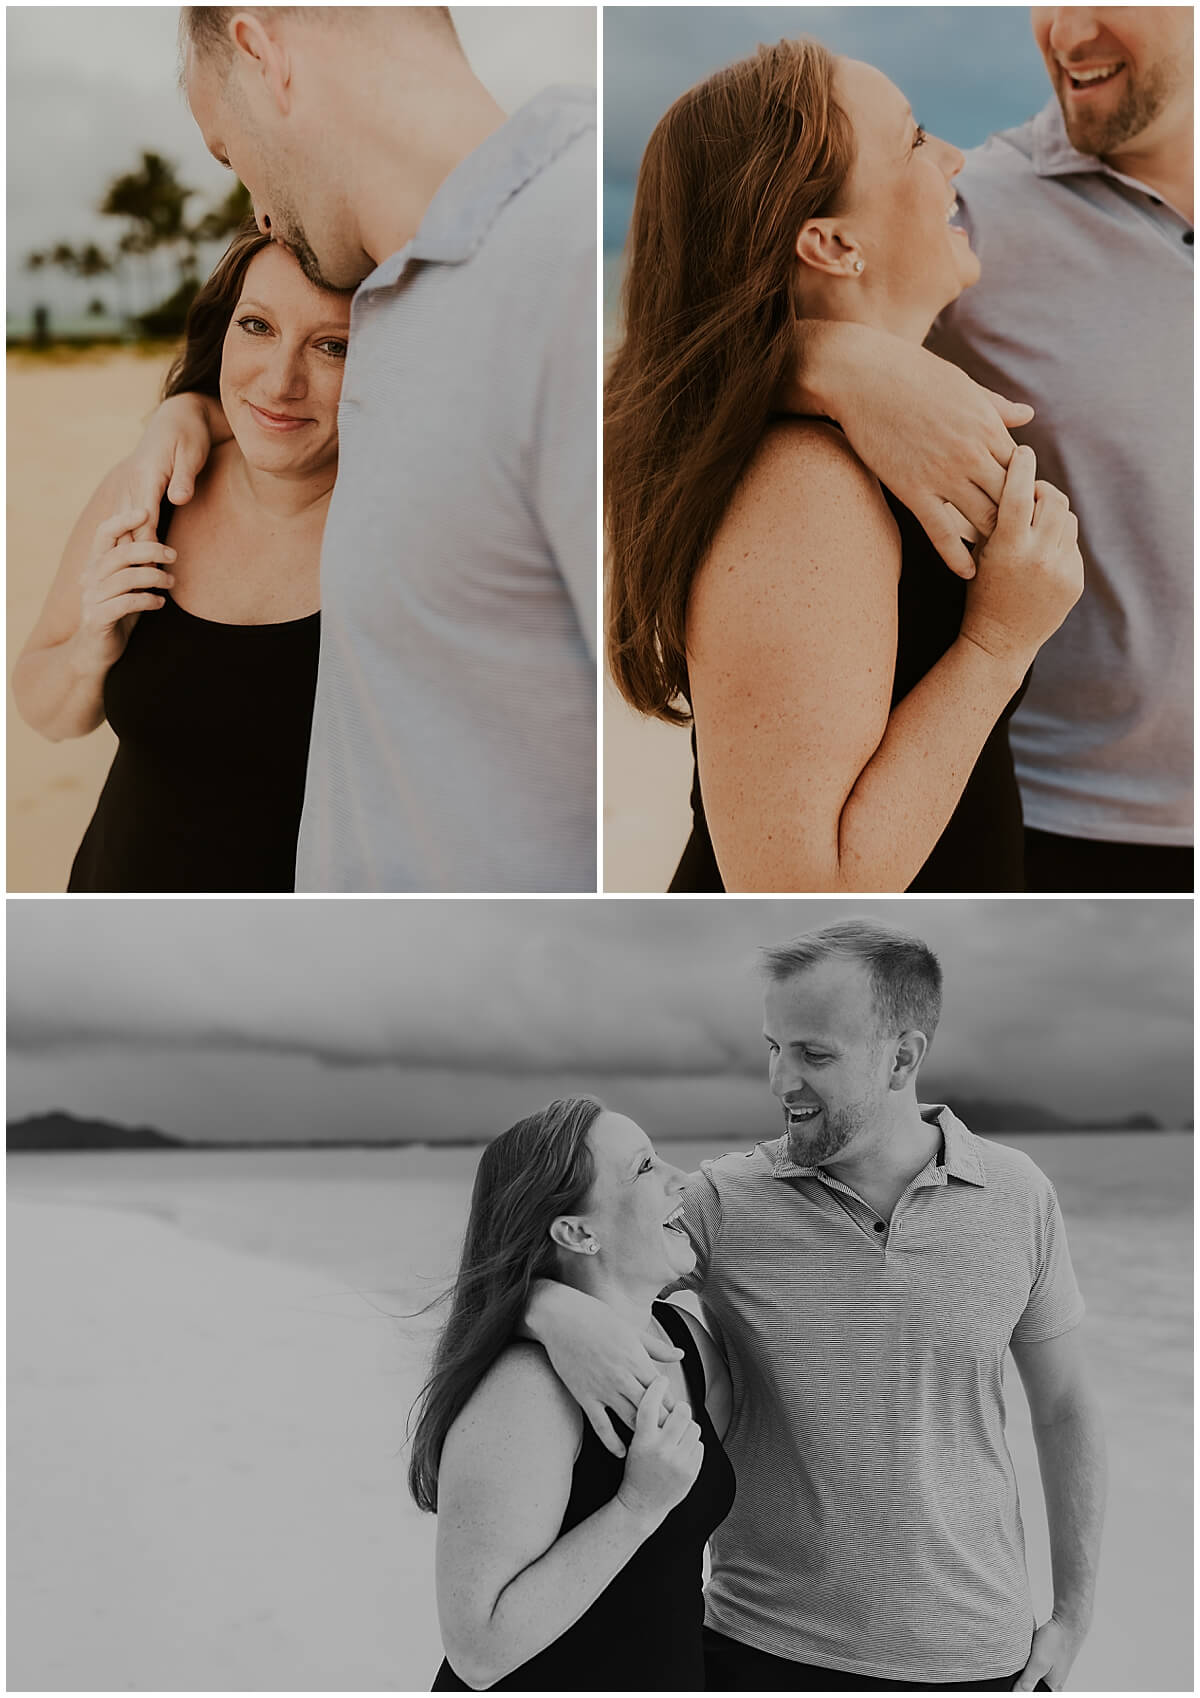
top-left (410, 920), bottom-right (1107, 1691)
top-left (606, 8), bottom-right (1192, 895)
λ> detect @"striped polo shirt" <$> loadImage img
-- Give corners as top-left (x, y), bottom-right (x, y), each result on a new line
top-left (927, 99), bottom-right (1193, 846)
top-left (678, 1105), bottom-right (1084, 1684)
top-left (295, 88), bottom-right (596, 892)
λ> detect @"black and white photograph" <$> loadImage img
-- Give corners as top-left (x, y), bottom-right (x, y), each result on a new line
top-left (7, 897), bottom-right (1192, 1691)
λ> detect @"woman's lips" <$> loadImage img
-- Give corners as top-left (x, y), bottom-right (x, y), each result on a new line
top-left (247, 402), bottom-right (312, 432)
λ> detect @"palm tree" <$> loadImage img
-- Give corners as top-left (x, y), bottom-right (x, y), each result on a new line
top-left (101, 151), bottom-right (196, 310)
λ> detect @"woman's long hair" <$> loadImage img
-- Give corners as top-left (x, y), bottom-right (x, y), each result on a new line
top-left (161, 218), bottom-right (272, 401)
top-left (605, 39), bottom-right (856, 724)
top-left (407, 1096), bottom-right (605, 1513)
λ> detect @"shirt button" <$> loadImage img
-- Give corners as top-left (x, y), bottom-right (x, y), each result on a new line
top-left (873, 1221), bottom-right (885, 1233)
top-left (1184, 231), bottom-right (1194, 245)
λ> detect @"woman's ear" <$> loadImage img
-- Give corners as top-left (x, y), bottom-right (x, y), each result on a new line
top-left (795, 218), bottom-right (861, 279)
top-left (549, 1216), bottom-right (597, 1257)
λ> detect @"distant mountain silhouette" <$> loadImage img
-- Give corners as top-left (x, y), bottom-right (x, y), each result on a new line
top-left (7, 1112), bottom-right (181, 1151)
top-left (7, 1099), bottom-right (1170, 1151)
top-left (940, 1096), bottom-right (1163, 1134)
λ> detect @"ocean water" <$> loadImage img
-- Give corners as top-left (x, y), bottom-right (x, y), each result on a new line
top-left (8, 1133), bottom-right (1192, 1691)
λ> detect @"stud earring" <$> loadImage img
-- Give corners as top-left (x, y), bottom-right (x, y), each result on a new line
top-left (852, 258), bottom-right (865, 274)
top-left (586, 1241), bottom-right (599, 1254)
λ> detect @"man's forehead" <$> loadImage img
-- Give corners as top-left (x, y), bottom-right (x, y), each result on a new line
top-left (763, 959), bottom-right (876, 1028)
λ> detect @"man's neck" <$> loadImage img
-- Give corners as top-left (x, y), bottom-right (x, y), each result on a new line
top-left (820, 1099), bottom-right (942, 1215)
top-left (333, 53), bottom-right (509, 266)
top-left (1102, 111), bottom-right (1194, 224)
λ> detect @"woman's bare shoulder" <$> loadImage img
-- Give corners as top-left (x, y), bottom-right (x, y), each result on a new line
top-left (695, 418), bottom-right (901, 615)
top-left (446, 1342), bottom-right (583, 1454)
top-left (730, 416), bottom-right (895, 532)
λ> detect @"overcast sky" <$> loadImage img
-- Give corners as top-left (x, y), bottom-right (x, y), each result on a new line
top-left (6, 6), bottom-right (596, 318)
top-left (604, 7), bottom-right (1050, 249)
top-left (7, 900), bottom-right (1192, 1140)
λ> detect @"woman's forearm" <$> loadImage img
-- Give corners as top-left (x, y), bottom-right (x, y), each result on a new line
top-left (834, 634), bottom-right (1026, 890)
top-left (446, 1495), bottom-right (659, 1689)
top-left (12, 637), bottom-right (109, 741)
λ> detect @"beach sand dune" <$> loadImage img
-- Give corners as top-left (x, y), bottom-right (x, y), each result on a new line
top-left (7, 1139), bottom-right (1192, 1691)
top-left (7, 349), bottom-right (173, 893)
top-left (7, 1198), bottom-right (438, 1692)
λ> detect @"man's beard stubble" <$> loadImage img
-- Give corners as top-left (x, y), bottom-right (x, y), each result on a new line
top-left (785, 1095), bottom-right (877, 1169)
top-left (1060, 58), bottom-right (1179, 157)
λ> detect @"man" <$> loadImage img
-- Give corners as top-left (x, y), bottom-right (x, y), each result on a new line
top-left (926, 7), bottom-right (1193, 892)
top-left (529, 920), bottom-right (1107, 1690)
top-left (131, 7), bottom-right (595, 892)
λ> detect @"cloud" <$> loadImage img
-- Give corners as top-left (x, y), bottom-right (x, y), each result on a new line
top-left (7, 901), bottom-right (1193, 1127)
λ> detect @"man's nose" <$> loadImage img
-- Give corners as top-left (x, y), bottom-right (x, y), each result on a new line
top-left (1048, 9), bottom-right (1102, 56)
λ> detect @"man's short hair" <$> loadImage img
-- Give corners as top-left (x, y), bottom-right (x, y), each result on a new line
top-left (760, 920), bottom-right (943, 1044)
top-left (182, 7), bottom-right (456, 69)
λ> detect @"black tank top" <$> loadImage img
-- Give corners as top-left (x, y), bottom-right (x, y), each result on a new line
top-left (67, 502), bottom-right (320, 893)
top-left (670, 487), bottom-right (1028, 893)
top-left (432, 1303), bottom-right (736, 1692)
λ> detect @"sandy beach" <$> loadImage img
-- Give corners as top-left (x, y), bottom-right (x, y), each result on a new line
top-left (7, 1135), bottom-right (1192, 1692)
top-left (6, 347), bottom-right (175, 892)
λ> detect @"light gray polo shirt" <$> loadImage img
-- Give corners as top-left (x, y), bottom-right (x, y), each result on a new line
top-left (927, 99), bottom-right (1192, 846)
top-left (678, 1105), bottom-right (1084, 1684)
top-left (295, 88), bottom-right (596, 892)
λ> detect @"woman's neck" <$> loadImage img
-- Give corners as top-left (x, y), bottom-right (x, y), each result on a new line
top-left (559, 1262), bottom-right (662, 1334)
top-left (219, 441), bottom-right (338, 524)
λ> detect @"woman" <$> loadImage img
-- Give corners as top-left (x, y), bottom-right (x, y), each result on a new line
top-left (605, 41), bottom-right (1085, 893)
top-left (408, 1097), bottom-right (734, 1691)
top-left (12, 222), bottom-right (352, 892)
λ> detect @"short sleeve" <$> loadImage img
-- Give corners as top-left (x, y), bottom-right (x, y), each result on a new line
top-left (1011, 1184), bottom-right (1085, 1344)
top-left (529, 137), bottom-right (597, 658)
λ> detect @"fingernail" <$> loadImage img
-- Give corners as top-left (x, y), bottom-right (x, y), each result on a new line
top-left (164, 548), bottom-right (177, 559)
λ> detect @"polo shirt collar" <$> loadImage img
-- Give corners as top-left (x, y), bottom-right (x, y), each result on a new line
top-left (356, 84), bottom-right (593, 291)
top-left (1029, 95), bottom-right (1176, 203)
top-left (767, 1103), bottom-right (987, 1188)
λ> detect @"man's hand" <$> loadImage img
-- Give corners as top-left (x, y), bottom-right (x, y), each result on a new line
top-left (1014, 1613), bottom-right (1085, 1690)
top-left (788, 321), bottom-right (1035, 579)
top-left (525, 1280), bottom-right (683, 1458)
top-left (116, 393), bottom-right (226, 540)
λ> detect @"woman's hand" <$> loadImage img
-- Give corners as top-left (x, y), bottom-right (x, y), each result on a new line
top-left (524, 1278), bottom-right (684, 1459)
top-left (960, 446), bottom-right (1084, 675)
top-left (789, 322), bottom-right (1035, 578)
top-left (71, 509), bottom-right (175, 677)
top-left (616, 1377), bottom-right (703, 1528)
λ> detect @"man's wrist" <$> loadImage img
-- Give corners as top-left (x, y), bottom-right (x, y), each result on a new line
top-left (522, 1277), bottom-right (556, 1343)
top-left (1051, 1602), bottom-right (1092, 1638)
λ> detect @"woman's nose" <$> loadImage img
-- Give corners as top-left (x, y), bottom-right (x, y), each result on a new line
top-left (267, 347), bottom-right (308, 400)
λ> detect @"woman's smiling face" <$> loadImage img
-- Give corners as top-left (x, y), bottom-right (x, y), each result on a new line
top-left (218, 243), bottom-right (351, 477)
top-left (814, 57), bottom-right (981, 336)
top-left (576, 1112), bottom-right (695, 1285)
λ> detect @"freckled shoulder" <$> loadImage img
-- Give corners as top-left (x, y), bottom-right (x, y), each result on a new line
top-left (689, 417), bottom-right (902, 646)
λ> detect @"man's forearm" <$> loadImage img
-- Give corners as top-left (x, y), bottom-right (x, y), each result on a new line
top-left (780, 319), bottom-right (851, 417)
top-left (1033, 1393), bottom-right (1107, 1631)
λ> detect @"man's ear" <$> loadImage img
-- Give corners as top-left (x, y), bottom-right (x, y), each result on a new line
top-left (888, 1029), bottom-right (928, 1090)
top-left (228, 10), bottom-right (293, 113)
